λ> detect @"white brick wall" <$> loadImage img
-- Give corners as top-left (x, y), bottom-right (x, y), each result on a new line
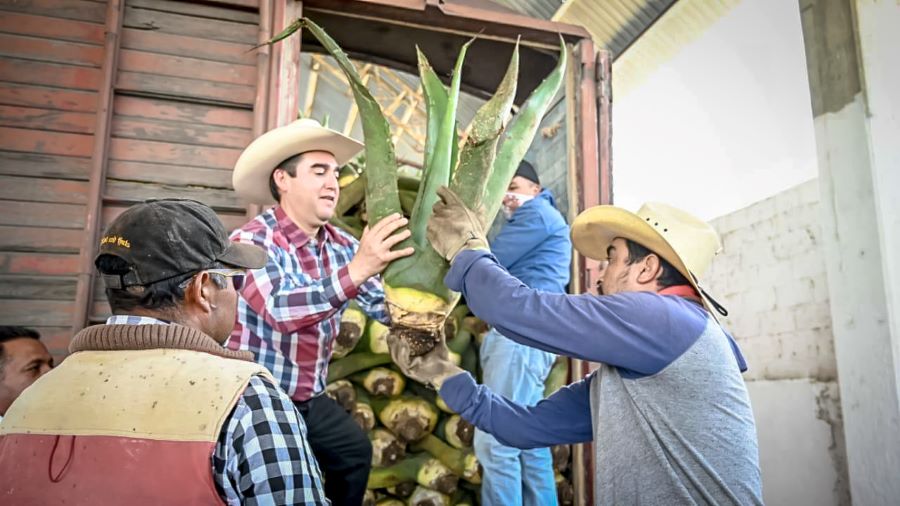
top-left (705, 179), bottom-right (836, 381)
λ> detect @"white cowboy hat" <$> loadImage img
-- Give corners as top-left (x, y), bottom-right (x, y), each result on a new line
top-left (571, 202), bottom-right (728, 317)
top-left (233, 118), bottom-right (364, 204)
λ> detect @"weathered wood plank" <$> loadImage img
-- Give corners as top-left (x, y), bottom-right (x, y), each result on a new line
top-left (121, 28), bottom-right (256, 66)
top-left (107, 160), bottom-right (233, 189)
top-left (0, 150), bottom-right (91, 180)
top-left (113, 95), bottom-right (252, 128)
top-left (0, 0), bottom-right (106, 24)
top-left (101, 205), bottom-right (249, 233)
top-left (0, 200), bottom-right (85, 228)
top-left (0, 174), bottom-right (89, 204)
top-left (0, 105), bottom-right (95, 134)
top-left (0, 275), bottom-right (77, 300)
top-left (0, 299), bottom-right (74, 326)
top-left (115, 71), bottom-right (254, 106)
top-left (0, 11), bottom-right (105, 45)
top-left (123, 6), bottom-right (257, 45)
top-left (127, 0), bottom-right (258, 24)
top-left (0, 127), bottom-right (94, 157)
top-left (112, 115), bottom-right (252, 149)
top-left (0, 252), bottom-right (80, 276)
top-left (0, 82), bottom-right (97, 112)
top-left (0, 33), bottom-right (104, 67)
top-left (108, 137), bottom-right (241, 170)
top-left (218, 212), bottom-right (251, 232)
top-left (0, 59), bottom-right (102, 90)
top-left (0, 225), bottom-right (82, 253)
top-left (118, 49), bottom-right (256, 86)
top-left (104, 179), bottom-right (244, 211)
top-left (211, 0), bottom-right (258, 8)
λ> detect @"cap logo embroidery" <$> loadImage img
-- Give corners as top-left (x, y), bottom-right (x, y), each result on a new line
top-left (101, 235), bottom-right (131, 248)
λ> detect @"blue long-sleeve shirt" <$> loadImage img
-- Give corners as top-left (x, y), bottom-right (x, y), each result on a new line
top-left (491, 189), bottom-right (571, 293)
top-left (439, 249), bottom-right (748, 449)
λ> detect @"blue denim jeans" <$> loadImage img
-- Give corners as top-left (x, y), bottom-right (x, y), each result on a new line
top-left (474, 328), bottom-right (559, 506)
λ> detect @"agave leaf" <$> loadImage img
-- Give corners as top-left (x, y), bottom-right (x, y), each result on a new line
top-left (408, 40), bottom-right (471, 247)
top-left (484, 37), bottom-right (567, 225)
top-left (300, 18), bottom-right (402, 225)
top-left (251, 18), bottom-right (302, 50)
top-left (449, 41), bottom-right (519, 222)
top-left (416, 47), bottom-right (450, 192)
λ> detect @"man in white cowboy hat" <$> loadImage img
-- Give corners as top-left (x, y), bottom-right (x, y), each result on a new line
top-left (390, 187), bottom-right (763, 505)
top-left (230, 118), bottom-right (414, 505)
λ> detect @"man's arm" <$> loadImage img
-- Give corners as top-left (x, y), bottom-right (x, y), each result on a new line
top-left (213, 376), bottom-right (328, 505)
top-left (439, 372), bottom-right (594, 449)
top-left (235, 213), bottom-right (413, 334)
top-left (344, 234), bottom-right (389, 324)
top-left (445, 250), bottom-right (708, 376)
top-left (490, 205), bottom-right (549, 268)
top-left (237, 241), bottom-right (359, 335)
top-left (354, 273), bottom-right (390, 325)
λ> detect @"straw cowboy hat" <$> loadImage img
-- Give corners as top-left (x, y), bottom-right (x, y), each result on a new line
top-left (233, 118), bottom-right (364, 204)
top-left (571, 202), bottom-right (728, 317)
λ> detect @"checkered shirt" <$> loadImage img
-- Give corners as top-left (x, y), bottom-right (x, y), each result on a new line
top-left (106, 315), bottom-right (328, 505)
top-left (227, 206), bottom-right (388, 401)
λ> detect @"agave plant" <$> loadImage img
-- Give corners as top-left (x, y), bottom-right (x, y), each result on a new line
top-left (267, 18), bottom-right (565, 356)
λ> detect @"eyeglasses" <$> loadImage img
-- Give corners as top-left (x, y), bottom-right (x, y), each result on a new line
top-left (206, 269), bottom-right (246, 290)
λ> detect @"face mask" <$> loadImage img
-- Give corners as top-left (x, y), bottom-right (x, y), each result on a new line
top-left (502, 192), bottom-right (535, 220)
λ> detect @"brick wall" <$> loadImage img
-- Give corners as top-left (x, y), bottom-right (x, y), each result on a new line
top-left (705, 179), bottom-right (836, 381)
top-left (704, 179), bottom-right (850, 505)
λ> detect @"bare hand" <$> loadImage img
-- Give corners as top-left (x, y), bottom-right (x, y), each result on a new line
top-left (348, 213), bottom-right (415, 286)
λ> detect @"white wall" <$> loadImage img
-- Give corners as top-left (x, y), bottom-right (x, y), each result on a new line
top-left (611, 0), bottom-right (818, 220)
top-left (706, 181), bottom-right (849, 505)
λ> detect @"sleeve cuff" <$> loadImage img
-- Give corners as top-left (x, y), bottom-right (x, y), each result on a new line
top-left (333, 265), bottom-right (360, 304)
top-left (444, 249), bottom-right (493, 292)
top-left (438, 371), bottom-right (477, 413)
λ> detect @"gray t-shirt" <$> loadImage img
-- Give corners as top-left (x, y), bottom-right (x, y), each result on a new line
top-left (590, 316), bottom-right (763, 504)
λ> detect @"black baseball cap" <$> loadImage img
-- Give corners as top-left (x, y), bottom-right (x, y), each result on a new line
top-left (515, 160), bottom-right (540, 185)
top-left (95, 199), bottom-right (266, 288)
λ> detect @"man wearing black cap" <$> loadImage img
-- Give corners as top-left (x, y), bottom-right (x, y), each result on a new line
top-left (475, 161), bottom-right (572, 506)
top-left (0, 199), bottom-right (328, 505)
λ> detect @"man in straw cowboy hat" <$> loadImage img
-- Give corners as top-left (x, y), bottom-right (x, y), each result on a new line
top-left (230, 119), bottom-right (414, 505)
top-left (390, 187), bottom-right (763, 505)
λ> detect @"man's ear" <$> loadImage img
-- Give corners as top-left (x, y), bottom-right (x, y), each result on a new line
top-left (184, 272), bottom-right (214, 314)
top-left (273, 168), bottom-right (291, 195)
top-left (636, 254), bottom-right (662, 285)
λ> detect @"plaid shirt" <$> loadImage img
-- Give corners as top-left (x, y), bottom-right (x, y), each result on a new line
top-left (228, 206), bottom-right (388, 401)
top-left (106, 315), bottom-right (328, 505)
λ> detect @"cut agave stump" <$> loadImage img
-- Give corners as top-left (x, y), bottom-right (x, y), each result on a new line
top-left (324, 379), bottom-right (357, 412)
top-left (449, 416), bottom-right (474, 448)
top-left (333, 304), bottom-right (366, 358)
top-left (387, 482), bottom-right (417, 498)
top-left (371, 428), bottom-right (407, 467)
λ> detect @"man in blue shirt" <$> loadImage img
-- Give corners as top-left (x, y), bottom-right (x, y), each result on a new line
top-left (390, 188), bottom-right (763, 505)
top-left (476, 161), bottom-right (571, 506)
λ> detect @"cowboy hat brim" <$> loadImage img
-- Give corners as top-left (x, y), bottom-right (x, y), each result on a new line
top-left (571, 205), bottom-right (720, 319)
top-left (233, 121), bottom-right (364, 205)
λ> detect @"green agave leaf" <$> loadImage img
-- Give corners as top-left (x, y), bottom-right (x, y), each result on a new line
top-left (484, 37), bottom-right (567, 225)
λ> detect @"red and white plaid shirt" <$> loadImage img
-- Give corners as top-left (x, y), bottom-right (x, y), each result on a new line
top-left (227, 206), bottom-right (388, 402)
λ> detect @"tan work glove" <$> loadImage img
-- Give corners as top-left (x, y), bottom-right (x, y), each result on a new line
top-left (388, 330), bottom-right (464, 390)
top-left (426, 186), bottom-right (489, 263)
